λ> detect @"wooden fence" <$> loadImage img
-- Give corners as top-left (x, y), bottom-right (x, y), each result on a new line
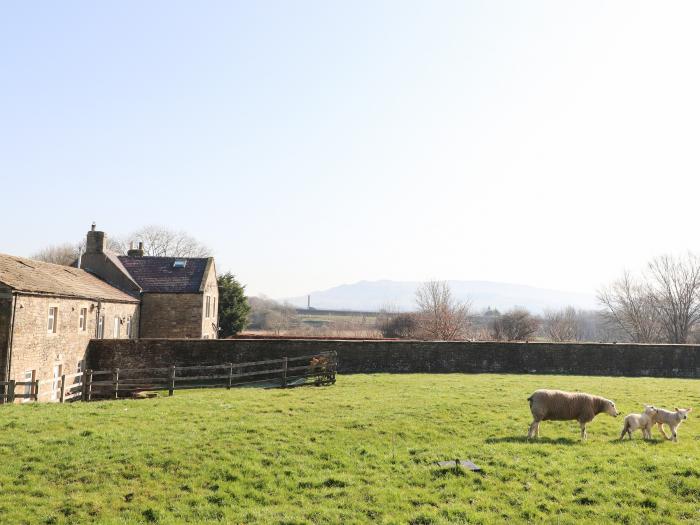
top-left (0, 352), bottom-right (337, 404)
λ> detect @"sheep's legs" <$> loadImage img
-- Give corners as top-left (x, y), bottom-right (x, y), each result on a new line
top-left (527, 420), bottom-right (540, 439)
top-left (657, 422), bottom-right (671, 440)
top-left (579, 422), bottom-right (587, 440)
top-left (619, 422), bottom-right (629, 440)
top-left (670, 425), bottom-right (678, 442)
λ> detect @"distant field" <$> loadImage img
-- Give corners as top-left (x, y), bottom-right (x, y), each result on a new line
top-left (0, 374), bottom-right (698, 524)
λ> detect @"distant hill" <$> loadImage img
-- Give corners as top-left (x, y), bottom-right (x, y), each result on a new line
top-left (284, 280), bottom-right (599, 314)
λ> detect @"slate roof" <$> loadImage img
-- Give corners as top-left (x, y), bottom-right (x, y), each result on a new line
top-left (0, 253), bottom-right (139, 302)
top-left (116, 256), bottom-right (211, 293)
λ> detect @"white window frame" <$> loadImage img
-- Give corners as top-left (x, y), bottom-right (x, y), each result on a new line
top-left (97, 315), bottom-right (104, 339)
top-left (205, 296), bottom-right (211, 318)
top-left (114, 316), bottom-right (120, 339)
top-left (47, 306), bottom-right (58, 333)
top-left (79, 308), bottom-right (87, 332)
top-left (126, 316), bottom-right (132, 339)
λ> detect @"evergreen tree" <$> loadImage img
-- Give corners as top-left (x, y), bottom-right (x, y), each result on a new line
top-left (217, 272), bottom-right (251, 337)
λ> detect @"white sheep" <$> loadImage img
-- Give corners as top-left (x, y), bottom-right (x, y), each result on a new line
top-left (620, 405), bottom-right (658, 440)
top-left (527, 389), bottom-right (619, 440)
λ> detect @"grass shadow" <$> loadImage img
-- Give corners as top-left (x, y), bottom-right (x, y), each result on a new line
top-left (485, 436), bottom-right (579, 446)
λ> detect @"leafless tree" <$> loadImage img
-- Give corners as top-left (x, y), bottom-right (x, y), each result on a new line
top-left (414, 281), bottom-right (471, 340)
top-left (31, 243), bottom-right (81, 266)
top-left (597, 271), bottom-right (662, 343)
top-left (544, 306), bottom-right (583, 342)
top-left (123, 225), bottom-right (211, 257)
top-left (489, 308), bottom-right (539, 341)
top-left (646, 253), bottom-right (700, 344)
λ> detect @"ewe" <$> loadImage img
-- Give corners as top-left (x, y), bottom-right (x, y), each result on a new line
top-left (527, 389), bottom-right (619, 440)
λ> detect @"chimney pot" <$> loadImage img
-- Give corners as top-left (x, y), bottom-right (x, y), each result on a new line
top-left (127, 241), bottom-right (145, 257)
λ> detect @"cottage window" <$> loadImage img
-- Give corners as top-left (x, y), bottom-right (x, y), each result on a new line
top-left (126, 316), bottom-right (132, 338)
top-left (97, 316), bottom-right (105, 339)
top-left (213, 297), bottom-right (216, 318)
top-left (114, 316), bottom-right (120, 339)
top-left (79, 308), bottom-right (87, 331)
top-left (205, 296), bottom-right (211, 318)
top-left (47, 307), bottom-right (58, 333)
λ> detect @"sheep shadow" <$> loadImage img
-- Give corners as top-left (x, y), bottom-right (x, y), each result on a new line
top-left (485, 436), bottom-right (579, 446)
top-left (608, 437), bottom-right (665, 446)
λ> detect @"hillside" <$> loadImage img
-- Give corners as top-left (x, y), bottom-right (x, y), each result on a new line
top-left (285, 280), bottom-right (599, 313)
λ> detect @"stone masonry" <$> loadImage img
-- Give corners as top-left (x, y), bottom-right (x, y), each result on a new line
top-left (87, 338), bottom-right (700, 379)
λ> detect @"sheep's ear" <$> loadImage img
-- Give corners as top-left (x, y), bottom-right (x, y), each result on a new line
top-left (687, 408), bottom-right (692, 413)
top-left (675, 407), bottom-right (679, 411)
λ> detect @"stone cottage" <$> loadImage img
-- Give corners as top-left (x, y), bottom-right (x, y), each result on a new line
top-left (0, 254), bottom-right (139, 397)
top-left (79, 225), bottom-right (218, 339)
top-left (1, 225), bottom-right (219, 400)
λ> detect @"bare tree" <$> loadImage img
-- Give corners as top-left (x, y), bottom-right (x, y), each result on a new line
top-left (489, 308), bottom-right (539, 341)
top-left (31, 243), bottom-right (81, 266)
top-left (597, 271), bottom-right (662, 343)
top-left (544, 306), bottom-right (583, 342)
top-left (125, 225), bottom-right (211, 257)
top-left (646, 253), bottom-right (700, 344)
top-left (414, 281), bottom-right (471, 340)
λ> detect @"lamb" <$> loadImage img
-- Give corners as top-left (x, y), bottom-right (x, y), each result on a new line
top-left (620, 405), bottom-right (658, 440)
top-left (651, 407), bottom-right (692, 442)
top-left (527, 389), bottom-right (619, 440)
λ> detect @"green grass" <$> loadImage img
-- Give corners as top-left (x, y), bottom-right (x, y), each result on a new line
top-left (0, 374), bottom-right (699, 524)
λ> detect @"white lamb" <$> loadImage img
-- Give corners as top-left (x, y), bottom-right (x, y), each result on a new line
top-left (652, 407), bottom-right (692, 442)
top-left (620, 405), bottom-right (658, 440)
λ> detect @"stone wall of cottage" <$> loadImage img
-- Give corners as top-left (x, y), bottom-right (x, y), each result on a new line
top-left (6, 294), bottom-right (138, 396)
top-left (140, 293), bottom-right (206, 338)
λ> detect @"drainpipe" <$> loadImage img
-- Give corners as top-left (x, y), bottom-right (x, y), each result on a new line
top-left (5, 292), bottom-right (19, 385)
top-left (95, 301), bottom-right (102, 338)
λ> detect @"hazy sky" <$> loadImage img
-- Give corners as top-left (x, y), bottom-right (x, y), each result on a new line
top-left (2, 1), bottom-right (699, 299)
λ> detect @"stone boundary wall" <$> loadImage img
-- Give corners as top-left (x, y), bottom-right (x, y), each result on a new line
top-left (87, 339), bottom-right (700, 379)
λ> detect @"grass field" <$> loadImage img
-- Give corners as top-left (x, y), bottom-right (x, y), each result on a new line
top-left (0, 374), bottom-right (698, 524)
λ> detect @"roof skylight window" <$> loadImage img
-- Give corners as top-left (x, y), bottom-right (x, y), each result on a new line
top-left (173, 260), bottom-right (187, 268)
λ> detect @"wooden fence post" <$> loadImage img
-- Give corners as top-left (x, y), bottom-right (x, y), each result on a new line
top-left (81, 372), bottom-right (88, 401)
top-left (59, 374), bottom-right (66, 403)
top-left (113, 368), bottom-right (120, 399)
top-left (281, 357), bottom-right (288, 388)
top-left (87, 370), bottom-right (93, 401)
top-left (8, 380), bottom-right (15, 403)
top-left (169, 366), bottom-right (176, 396)
top-left (227, 363), bottom-right (233, 390)
top-left (34, 380), bottom-right (39, 402)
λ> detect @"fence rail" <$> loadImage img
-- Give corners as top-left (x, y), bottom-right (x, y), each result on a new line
top-left (1, 352), bottom-right (337, 404)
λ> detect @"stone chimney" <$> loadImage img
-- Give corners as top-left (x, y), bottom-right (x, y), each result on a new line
top-left (85, 222), bottom-right (106, 254)
top-left (127, 241), bottom-right (144, 257)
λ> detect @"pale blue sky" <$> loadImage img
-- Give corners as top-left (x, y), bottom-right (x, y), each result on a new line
top-left (2, 1), bottom-right (699, 298)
